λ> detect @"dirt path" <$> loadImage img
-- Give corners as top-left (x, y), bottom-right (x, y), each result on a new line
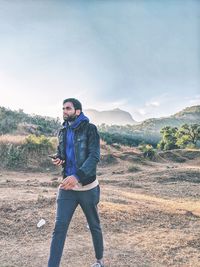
top-left (0, 157), bottom-right (200, 267)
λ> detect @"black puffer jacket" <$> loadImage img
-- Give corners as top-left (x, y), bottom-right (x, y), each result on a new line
top-left (55, 120), bottom-right (100, 186)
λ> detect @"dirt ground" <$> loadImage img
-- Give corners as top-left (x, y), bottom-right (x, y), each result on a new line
top-left (0, 148), bottom-right (200, 267)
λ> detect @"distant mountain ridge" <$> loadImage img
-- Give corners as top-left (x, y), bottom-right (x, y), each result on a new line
top-left (0, 105), bottom-right (199, 136)
top-left (84, 108), bottom-right (136, 126)
top-left (85, 105), bottom-right (200, 131)
top-left (96, 105), bottom-right (200, 146)
top-left (135, 105), bottom-right (200, 133)
top-left (173, 105), bottom-right (200, 119)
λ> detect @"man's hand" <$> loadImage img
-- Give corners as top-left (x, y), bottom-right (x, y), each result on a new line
top-left (52, 158), bottom-right (65, 166)
top-left (59, 175), bottom-right (79, 190)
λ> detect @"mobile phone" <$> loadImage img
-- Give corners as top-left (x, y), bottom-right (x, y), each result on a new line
top-left (48, 155), bottom-right (58, 159)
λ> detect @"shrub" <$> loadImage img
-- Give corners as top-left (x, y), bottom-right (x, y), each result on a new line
top-left (0, 134), bottom-right (56, 170)
top-left (6, 144), bottom-right (26, 168)
top-left (24, 134), bottom-right (54, 154)
top-left (138, 144), bottom-right (156, 159)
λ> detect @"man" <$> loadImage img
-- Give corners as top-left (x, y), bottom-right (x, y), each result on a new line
top-left (48, 98), bottom-right (104, 267)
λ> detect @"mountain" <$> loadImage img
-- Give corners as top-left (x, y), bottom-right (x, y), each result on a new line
top-left (135, 105), bottom-right (200, 133)
top-left (172, 105), bottom-right (200, 120)
top-left (0, 105), bottom-right (199, 137)
top-left (84, 108), bottom-right (137, 126)
top-left (85, 105), bottom-right (200, 129)
top-left (97, 105), bottom-right (200, 146)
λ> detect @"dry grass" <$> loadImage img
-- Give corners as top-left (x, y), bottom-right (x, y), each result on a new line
top-left (108, 189), bottom-right (200, 217)
top-left (0, 134), bottom-right (26, 145)
top-left (0, 145), bottom-right (200, 266)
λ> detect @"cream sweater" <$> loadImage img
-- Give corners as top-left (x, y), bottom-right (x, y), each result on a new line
top-left (72, 179), bottom-right (99, 191)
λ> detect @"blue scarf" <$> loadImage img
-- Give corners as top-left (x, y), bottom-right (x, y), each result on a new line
top-left (64, 112), bottom-right (89, 177)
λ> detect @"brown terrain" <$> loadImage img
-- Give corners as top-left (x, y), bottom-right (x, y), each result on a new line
top-left (0, 143), bottom-right (200, 267)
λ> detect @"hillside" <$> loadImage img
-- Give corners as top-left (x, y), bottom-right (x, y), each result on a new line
top-left (0, 107), bottom-right (61, 136)
top-left (98, 105), bottom-right (200, 145)
top-left (87, 105), bottom-right (200, 131)
top-left (173, 105), bottom-right (200, 119)
top-left (0, 105), bottom-right (199, 140)
top-left (134, 105), bottom-right (200, 132)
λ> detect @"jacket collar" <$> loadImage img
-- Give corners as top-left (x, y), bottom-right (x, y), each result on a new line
top-left (61, 112), bottom-right (89, 131)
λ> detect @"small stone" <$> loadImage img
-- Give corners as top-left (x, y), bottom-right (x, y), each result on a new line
top-left (43, 189), bottom-right (48, 193)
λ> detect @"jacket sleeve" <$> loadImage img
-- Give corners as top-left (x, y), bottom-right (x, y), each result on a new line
top-left (54, 129), bottom-right (65, 160)
top-left (76, 124), bottom-right (100, 183)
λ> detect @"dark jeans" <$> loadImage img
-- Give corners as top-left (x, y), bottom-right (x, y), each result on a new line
top-left (48, 185), bottom-right (104, 267)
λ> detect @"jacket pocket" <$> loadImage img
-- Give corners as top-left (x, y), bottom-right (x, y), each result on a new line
top-left (77, 137), bottom-right (87, 148)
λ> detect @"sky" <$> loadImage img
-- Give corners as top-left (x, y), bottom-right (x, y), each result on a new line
top-left (0, 0), bottom-right (199, 122)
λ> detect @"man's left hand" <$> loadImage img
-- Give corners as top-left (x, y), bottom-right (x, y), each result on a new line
top-left (59, 175), bottom-right (79, 190)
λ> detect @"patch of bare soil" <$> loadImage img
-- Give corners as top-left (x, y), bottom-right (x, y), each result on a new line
top-left (0, 148), bottom-right (200, 267)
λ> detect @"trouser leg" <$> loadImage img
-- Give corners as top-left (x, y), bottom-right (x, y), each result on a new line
top-left (48, 189), bottom-right (78, 267)
top-left (78, 186), bottom-right (104, 260)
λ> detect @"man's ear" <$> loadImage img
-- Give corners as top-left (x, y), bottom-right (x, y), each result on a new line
top-left (76, 110), bottom-right (81, 116)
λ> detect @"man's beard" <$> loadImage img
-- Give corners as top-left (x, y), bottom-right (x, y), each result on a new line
top-left (63, 114), bottom-right (78, 122)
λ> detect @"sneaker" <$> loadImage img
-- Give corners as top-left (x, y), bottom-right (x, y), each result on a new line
top-left (91, 261), bottom-right (104, 267)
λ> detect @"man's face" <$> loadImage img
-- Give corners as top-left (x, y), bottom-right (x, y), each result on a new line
top-left (63, 102), bottom-right (80, 122)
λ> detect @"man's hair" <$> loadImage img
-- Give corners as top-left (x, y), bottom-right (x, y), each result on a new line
top-left (63, 98), bottom-right (82, 111)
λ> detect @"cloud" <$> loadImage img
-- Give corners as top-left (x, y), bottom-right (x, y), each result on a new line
top-left (188, 95), bottom-right (200, 105)
top-left (129, 95), bottom-right (170, 121)
top-left (86, 98), bottom-right (129, 111)
top-left (137, 109), bottom-right (147, 115)
top-left (145, 101), bottom-right (160, 107)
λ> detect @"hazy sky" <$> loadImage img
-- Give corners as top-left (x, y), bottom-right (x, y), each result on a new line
top-left (0, 0), bottom-right (199, 122)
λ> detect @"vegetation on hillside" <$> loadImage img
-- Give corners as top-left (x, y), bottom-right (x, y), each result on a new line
top-left (99, 123), bottom-right (200, 160)
top-left (97, 105), bottom-right (200, 146)
top-left (158, 124), bottom-right (200, 150)
top-left (98, 126), bottom-right (160, 147)
top-left (1, 105), bottom-right (199, 138)
top-left (0, 107), bottom-right (61, 136)
top-left (0, 134), bottom-right (56, 170)
top-left (173, 105), bottom-right (200, 118)
top-left (0, 105), bottom-right (199, 169)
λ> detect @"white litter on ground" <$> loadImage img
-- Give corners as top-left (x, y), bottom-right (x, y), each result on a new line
top-left (37, 218), bottom-right (46, 228)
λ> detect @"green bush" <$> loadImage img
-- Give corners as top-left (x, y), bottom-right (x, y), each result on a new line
top-left (6, 144), bottom-right (26, 168)
top-left (0, 134), bottom-right (56, 170)
top-left (138, 144), bottom-right (156, 159)
top-left (24, 134), bottom-right (54, 154)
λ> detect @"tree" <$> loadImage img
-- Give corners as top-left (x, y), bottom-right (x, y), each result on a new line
top-left (157, 126), bottom-right (179, 150)
top-left (176, 124), bottom-right (200, 147)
